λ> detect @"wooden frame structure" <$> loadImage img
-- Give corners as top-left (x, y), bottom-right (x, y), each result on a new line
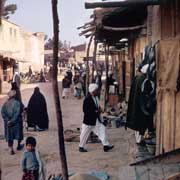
top-left (80, 0), bottom-right (180, 156)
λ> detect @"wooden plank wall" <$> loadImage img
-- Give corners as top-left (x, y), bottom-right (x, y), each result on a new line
top-left (156, 37), bottom-right (180, 155)
top-left (151, 0), bottom-right (180, 155)
top-left (134, 36), bottom-right (147, 75)
top-left (151, 6), bottom-right (161, 45)
top-left (125, 60), bottom-right (131, 101)
top-left (157, 90), bottom-right (180, 154)
top-left (117, 51), bottom-right (125, 95)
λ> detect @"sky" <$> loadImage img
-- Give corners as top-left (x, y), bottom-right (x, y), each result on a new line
top-left (8, 0), bottom-right (93, 46)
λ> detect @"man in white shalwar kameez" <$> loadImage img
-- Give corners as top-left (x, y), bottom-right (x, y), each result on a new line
top-left (79, 83), bottom-right (114, 152)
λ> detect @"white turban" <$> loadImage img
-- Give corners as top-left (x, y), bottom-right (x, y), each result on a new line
top-left (108, 71), bottom-right (113, 76)
top-left (140, 64), bottom-right (149, 74)
top-left (89, 83), bottom-right (98, 93)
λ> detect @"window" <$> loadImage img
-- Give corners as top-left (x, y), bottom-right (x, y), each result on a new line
top-left (9, 28), bottom-right (13, 35)
top-left (14, 29), bottom-right (17, 37)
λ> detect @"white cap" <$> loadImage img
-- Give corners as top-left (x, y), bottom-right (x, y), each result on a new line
top-left (140, 64), bottom-right (149, 74)
top-left (89, 83), bottom-right (98, 93)
top-left (108, 71), bottom-right (113, 76)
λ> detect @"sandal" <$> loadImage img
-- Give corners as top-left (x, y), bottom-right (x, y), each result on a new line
top-left (10, 150), bottom-right (15, 155)
top-left (17, 144), bottom-right (24, 151)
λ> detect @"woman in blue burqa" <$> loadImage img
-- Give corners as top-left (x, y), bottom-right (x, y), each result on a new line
top-left (27, 87), bottom-right (49, 131)
top-left (1, 90), bottom-right (24, 155)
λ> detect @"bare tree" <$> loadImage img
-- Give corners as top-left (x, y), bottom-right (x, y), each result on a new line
top-left (51, 0), bottom-right (69, 179)
top-left (1, 0), bottom-right (17, 19)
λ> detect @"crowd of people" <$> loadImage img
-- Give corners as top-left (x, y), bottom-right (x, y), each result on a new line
top-left (1, 64), bottom-right (120, 180)
top-left (61, 68), bottom-right (86, 99)
top-left (61, 67), bottom-right (104, 100)
top-left (20, 66), bottom-right (49, 84)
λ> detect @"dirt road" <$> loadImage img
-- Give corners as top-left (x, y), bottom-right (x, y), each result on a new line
top-left (0, 82), bottom-right (135, 180)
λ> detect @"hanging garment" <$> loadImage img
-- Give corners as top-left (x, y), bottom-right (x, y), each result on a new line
top-left (126, 73), bottom-right (153, 135)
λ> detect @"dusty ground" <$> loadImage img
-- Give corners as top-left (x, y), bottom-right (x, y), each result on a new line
top-left (0, 81), bottom-right (136, 180)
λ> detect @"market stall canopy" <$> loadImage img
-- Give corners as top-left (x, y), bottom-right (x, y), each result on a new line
top-left (102, 7), bottom-right (147, 27)
top-left (94, 6), bottom-right (147, 45)
top-left (79, 0), bottom-right (151, 47)
top-left (85, 0), bottom-right (160, 9)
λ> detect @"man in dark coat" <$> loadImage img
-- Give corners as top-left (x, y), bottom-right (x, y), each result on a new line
top-left (107, 71), bottom-right (115, 94)
top-left (79, 83), bottom-right (114, 152)
top-left (95, 71), bottom-right (102, 98)
top-left (126, 64), bottom-right (154, 143)
top-left (66, 68), bottom-right (73, 85)
top-left (27, 87), bottom-right (49, 131)
top-left (62, 73), bottom-right (71, 99)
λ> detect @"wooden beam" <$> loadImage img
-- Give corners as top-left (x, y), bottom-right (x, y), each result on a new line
top-left (85, 0), bottom-right (160, 9)
top-left (130, 148), bottom-right (180, 166)
top-left (79, 26), bottom-right (95, 36)
top-left (91, 39), bottom-right (98, 81)
top-left (77, 20), bottom-right (94, 30)
top-left (103, 24), bottom-right (146, 31)
top-left (85, 33), bottom-right (94, 38)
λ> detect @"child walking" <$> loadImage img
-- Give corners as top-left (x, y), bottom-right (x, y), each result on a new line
top-left (21, 137), bottom-right (46, 180)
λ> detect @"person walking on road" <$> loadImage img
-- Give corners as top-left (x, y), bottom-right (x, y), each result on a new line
top-left (79, 83), bottom-right (114, 152)
top-left (62, 73), bottom-right (71, 99)
top-left (27, 87), bottom-right (49, 131)
top-left (1, 90), bottom-right (24, 155)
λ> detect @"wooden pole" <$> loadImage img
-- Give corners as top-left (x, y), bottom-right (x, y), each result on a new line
top-left (86, 35), bottom-right (93, 95)
top-left (51, 1), bottom-right (69, 179)
top-left (0, 0), bottom-right (2, 23)
top-left (91, 39), bottom-right (98, 82)
top-left (85, 0), bottom-right (160, 9)
top-left (104, 44), bottom-right (109, 109)
top-left (103, 25), bottom-right (146, 31)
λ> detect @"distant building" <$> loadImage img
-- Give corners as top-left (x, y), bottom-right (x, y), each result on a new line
top-left (44, 48), bottom-right (72, 68)
top-left (71, 44), bottom-right (86, 64)
top-left (0, 19), bottom-right (44, 82)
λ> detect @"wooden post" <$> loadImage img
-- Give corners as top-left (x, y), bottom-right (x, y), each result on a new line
top-left (0, 75), bottom-right (2, 94)
top-left (86, 35), bottom-right (93, 95)
top-left (91, 39), bottom-right (98, 82)
top-left (51, 0), bottom-right (69, 179)
top-left (104, 44), bottom-right (109, 109)
top-left (0, 0), bottom-right (2, 24)
top-left (0, 59), bottom-right (3, 94)
top-left (117, 52), bottom-right (121, 95)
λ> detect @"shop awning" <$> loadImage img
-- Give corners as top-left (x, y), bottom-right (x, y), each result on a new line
top-left (85, 0), bottom-right (160, 9)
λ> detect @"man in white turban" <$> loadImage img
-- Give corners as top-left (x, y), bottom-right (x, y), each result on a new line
top-left (79, 83), bottom-right (114, 152)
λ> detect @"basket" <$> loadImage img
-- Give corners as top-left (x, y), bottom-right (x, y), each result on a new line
top-left (146, 143), bottom-right (156, 155)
